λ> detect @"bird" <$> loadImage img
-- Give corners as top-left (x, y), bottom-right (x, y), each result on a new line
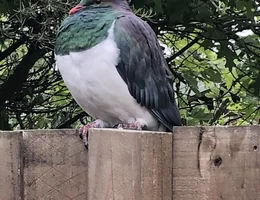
top-left (54, 0), bottom-right (182, 148)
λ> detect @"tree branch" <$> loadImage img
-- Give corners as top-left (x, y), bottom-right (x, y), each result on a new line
top-left (0, 44), bottom-right (46, 104)
top-left (56, 112), bottom-right (87, 129)
top-left (166, 36), bottom-right (200, 63)
top-left (0, 39), bottom-right (24, 62)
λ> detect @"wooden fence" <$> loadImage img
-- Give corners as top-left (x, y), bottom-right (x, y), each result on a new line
top-left (0, 126), bottom-right (260, 200)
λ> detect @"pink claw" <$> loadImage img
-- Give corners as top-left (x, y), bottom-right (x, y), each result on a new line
top-left (117, 121), bottom-right (146, 130)
top-left (79, 121), bottom-right (98, 149)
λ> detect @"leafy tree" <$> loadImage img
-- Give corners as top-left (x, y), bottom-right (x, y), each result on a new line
top-left (0, 0), bottom-right (259, 130)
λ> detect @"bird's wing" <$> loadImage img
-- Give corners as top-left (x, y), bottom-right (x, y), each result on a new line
top-left (114, 14), bottom-right (181, 130)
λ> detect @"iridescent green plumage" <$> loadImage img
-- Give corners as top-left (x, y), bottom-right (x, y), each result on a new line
top-left (55, 6), bottom-right (119, 55)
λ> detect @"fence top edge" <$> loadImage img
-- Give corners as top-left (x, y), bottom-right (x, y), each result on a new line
top-left (0, 125), bottom-right (259, 134)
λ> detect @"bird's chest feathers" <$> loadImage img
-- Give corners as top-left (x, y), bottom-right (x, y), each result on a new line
top-left (56, 22), bottom-right (127, 120)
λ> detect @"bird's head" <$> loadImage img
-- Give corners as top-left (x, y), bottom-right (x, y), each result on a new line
top-left (69, 0), bottom-right (130, 15)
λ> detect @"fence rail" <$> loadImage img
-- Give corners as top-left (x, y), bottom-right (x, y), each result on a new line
top-left (0, 126), bottom-right (260, 200)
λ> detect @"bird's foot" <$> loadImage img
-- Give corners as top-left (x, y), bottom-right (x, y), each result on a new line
top-left (117, 121), bottom-right (147, 130)
top-left (79, 119), bottom-right (108, 149)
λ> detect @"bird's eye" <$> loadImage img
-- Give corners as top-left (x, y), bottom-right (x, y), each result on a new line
top-left (96, 0), bottom-right (101, 4)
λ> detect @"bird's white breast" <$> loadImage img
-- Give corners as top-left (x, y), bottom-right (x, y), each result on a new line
top-left (55, 21), bottom-right (159, 129)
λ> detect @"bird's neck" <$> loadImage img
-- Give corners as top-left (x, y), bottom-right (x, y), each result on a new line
top-left (55, 7), bottom-right (120, 55)
top-left (113, 0), bottom-right (131, 10)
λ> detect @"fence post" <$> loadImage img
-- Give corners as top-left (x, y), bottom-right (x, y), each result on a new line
top-left (87, 128), bottom-right (173, 200)
top-left (22, 129), bottom-right (88, 200)
top-left (172, 126), bottom-right (260, 200)
top-left (0, 131), bottom-right (23, 200)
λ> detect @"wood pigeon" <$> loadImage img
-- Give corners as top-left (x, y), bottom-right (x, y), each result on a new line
top-left (55, 0), bottom-right (181, 148)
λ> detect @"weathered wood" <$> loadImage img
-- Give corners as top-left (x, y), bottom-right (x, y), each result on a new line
top-left (22, 129), bottom-right (88, 200)
top-left (88, 129), bottom-right (173, 200)
top-left (0, 126), bottom-right (260, 200)
top-left (172, 126), bottom-right (260, 200)
top-left (0, 131), bottom-right (23, 200)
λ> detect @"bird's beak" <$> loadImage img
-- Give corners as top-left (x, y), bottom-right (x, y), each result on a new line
top-left (69, 5), bottom-right (84, 15)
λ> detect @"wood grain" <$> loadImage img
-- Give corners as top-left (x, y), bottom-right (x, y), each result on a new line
top-left (1, 126), bottom-right (260, 200)
top-left (22, 129), bottom-right (88, 200)
top-left (87, 128), bottom-right (173, 200)
top-left (173, 126), bottom-right (260, 200)
top-left (0, 131), bottom-right (23, 200)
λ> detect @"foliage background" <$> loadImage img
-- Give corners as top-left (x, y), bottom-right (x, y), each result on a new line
top-left (0, 0), bottom-right (259, 130)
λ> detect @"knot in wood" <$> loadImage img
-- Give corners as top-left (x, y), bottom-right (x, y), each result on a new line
top-left (213, 156), bottom-right (222, 167)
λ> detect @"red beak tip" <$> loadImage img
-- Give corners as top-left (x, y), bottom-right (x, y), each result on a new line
top-left (69, 5), bottom-right (84, 15)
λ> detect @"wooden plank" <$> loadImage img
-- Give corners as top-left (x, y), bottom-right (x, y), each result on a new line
top-left (173, 126), bottom-right (260, 200)
top-left (87, 128), bottom-right (173, 200)
top-left (0, 131), bottom-right (23, 200)
top-left (22, 129), bottom-right (88, 200)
